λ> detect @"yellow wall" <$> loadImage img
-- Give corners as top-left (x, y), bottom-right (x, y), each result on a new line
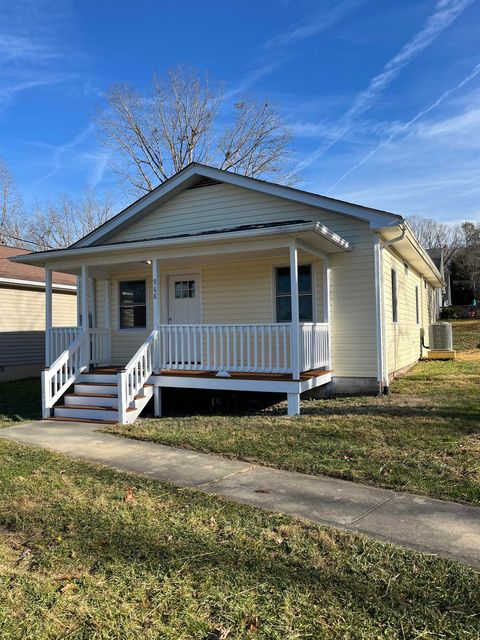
top-left (0, 286), bottom-right (77, 331)
top-left (382, 246), bottom-right (438, 376)
top-left (101, 182), bottom-right (379, 376)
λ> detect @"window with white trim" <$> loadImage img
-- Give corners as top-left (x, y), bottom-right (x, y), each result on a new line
top-left (415, 285), bottom-right (419, 324)
top-left (119, 280), bottom-right (146, 329)
top-left (275, 264), bottom-right (313, 322)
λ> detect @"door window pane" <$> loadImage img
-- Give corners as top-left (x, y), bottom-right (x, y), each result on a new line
top-left (119, 280), bottom-right (146, 329)
top-left (174, 280), bottom-right (196, 299)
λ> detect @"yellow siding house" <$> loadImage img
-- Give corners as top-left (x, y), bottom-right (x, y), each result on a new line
top-left (0, 245), bottom-right (77, 382)
top-left (11, 164), bottom-right (442, 423)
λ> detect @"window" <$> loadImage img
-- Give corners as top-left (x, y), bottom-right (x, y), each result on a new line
top-left (174, 280), bottom-right (196, 299)
top-left (119, 280), bottom-right (146, 329)
top-left (391, 269), bottom-right (398, 323)
top-left (275, 264), bottom-right (313, 322)
top-left (415, 285), bottom-right (419, 324)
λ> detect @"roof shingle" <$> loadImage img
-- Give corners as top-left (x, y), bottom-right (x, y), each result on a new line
top-left (0, 245), bottom-right (76, 287)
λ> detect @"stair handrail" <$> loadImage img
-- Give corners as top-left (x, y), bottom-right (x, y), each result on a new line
top-left (118, 330), bottom-right (157, 424)
top-left (41, 330), bottom-right (89, 419)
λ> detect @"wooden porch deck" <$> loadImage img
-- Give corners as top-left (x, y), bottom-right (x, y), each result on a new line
top-left (90, 366), bottom-right (332, 382)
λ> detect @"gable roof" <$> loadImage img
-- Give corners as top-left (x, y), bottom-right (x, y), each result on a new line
top-left (72, 163), bottom-right (404, 249)
top-left (0, 245), bottom-right (76, 289)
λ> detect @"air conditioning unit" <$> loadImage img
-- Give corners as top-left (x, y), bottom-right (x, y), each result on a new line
top-left (428, 322), bottom-right (453, 352)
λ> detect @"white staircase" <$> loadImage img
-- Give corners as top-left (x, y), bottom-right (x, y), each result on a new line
top-left (52, 368), bottom-right (154, 424)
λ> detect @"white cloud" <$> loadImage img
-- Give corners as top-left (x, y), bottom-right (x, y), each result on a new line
top-left (264, 0), bottom-right (365, 49)
top-left (22, 123), bottom-right (111, 192)
top-left (326, 61), bottom-right (480, 191)
top-left (224, 57), bottom-right (288, 99)
top-left (297, 0), bottom-right (475, 171)
top-left (226, 0), bottom-right (364, 98)
top-left (0, 0), bottom-right (81, 114)
top-left (416, 107), bottom-right (480, 141)
top-left (0, 33), bottom-right (60, 63)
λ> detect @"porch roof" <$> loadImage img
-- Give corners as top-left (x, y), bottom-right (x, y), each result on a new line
top-left (9, 219), bottom-right (351, 271)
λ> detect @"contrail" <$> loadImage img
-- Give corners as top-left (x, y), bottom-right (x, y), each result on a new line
top-left (296, 0), bottom-right (475, 171)
top-left (326, 61), bottom-right (480, 193)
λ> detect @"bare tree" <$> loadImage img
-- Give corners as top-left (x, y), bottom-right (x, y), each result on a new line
top-left (455, 222), bottom-right (480, 301)
top-left (408, 215), bottom-right (461, 265)
top-left (218, 99), bottom-right (290, 179)
top-left (95, 66), bottom-right (294, 194)
top-left (28, 191), bottom-right (116, 250)
top-left (0, 157), bottom-right (26, 247)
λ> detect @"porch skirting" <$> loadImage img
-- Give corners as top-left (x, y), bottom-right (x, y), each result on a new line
top-left (305, 376), bottom-right (382, 398)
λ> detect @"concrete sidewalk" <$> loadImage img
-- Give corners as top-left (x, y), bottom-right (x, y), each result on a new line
top-left (1, 420), bottom-right (479, 568)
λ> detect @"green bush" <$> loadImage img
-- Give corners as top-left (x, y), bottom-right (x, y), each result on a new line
top-left (440, 306), bottom-right (480, 320)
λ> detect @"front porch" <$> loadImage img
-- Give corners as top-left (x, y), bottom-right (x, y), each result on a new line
top-left (39, 222), bottom-right (348, 423)
top-left (44, 320), bottom-right (332, 422)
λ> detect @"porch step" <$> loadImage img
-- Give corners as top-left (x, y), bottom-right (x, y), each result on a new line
top-left (47, 416), bottom-right (118, 425)
top-left (65, 392), bottom-right (118, 407)
top-left (77, 372), bottom-right (118, 384)
top-left (54, 404), bottom-right (120, 422)
top-left (74, 382), bottom-right (118, 395)
top-left (51, 368), bottom-right (154, 425)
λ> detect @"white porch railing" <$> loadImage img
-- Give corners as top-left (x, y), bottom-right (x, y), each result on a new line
top-left (41, 331), bottom-right (89, 418)
top-left (49, 327), bottom-right (82, 364)
top-left (47, 327), bottom-right (111, 367)
top-left (43, 323), bottom-right (330, 421)
top-left (89, 328), bottom-right (111, 366)
top-left (118, 330), bottom-right (157, 424)
top-left (157, 323), bottom-right (293, 374)
top-left (299, 322), bottom-right (330, 371)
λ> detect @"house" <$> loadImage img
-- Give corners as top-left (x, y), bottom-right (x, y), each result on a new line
top-left (10, 164), bottom-right (442, 423)
top-left (0, 245), bottom-right (77, 382)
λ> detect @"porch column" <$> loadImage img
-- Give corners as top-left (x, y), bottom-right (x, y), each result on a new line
top-left (81, 265), bottom-right (90, 368)
top-left (288, 243), bottom-right (301, 416)
top-left (290, 243), bottom-right (300, 382)
top-left (104, 279), bottom-right (111, 363)
top-left (104, 279), bottom-right (110, 330)
top-left (323, 256), bottom-right (332, 370)
top-left (45, 268), bottom-right (52, 366)
top-left (89, 277), bottom-right (96, 329)
top-left (152, 259), bottom-right (162, 415)
top-left (76, 276), bottom-right (81, 327)
top-left (152, 259), bottom-right (161, 331)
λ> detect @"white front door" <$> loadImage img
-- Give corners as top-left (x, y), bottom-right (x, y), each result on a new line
top-left (167, 274), bottom-right (201, 324)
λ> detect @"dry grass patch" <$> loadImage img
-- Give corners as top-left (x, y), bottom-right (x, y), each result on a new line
top-left (105, 321), bottom-right (480, 504)
top-left (0, 440), bottom-right (479, 639)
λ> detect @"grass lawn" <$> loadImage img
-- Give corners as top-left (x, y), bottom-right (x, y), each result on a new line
top-left (105, 320), bottom-right (480, 505)
top-left (0, 378), bottom-right (41, 427)
top-left (0, 439), bottom-right (479, 639)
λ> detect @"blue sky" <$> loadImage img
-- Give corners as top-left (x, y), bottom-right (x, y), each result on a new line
top-left (1, 0), bottom-right (479, 224)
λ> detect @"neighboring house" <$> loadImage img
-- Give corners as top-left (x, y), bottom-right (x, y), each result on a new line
top-left (0, 245), bottom-right (77, 382)
top-left (10, 164), bottom-right (442, 423)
